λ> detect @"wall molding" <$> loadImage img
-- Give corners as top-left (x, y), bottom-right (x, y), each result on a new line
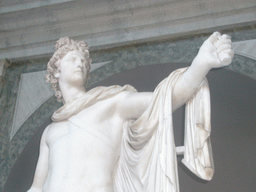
top-left (1, 0), bottom-right (256, 61)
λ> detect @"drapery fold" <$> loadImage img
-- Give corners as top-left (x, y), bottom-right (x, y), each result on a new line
top-left (114, 68), bottom-right (214, 192)
top-left (182, 77), bottom-right (214, 181)
top-left (52, 85), bottom-right (136, 122)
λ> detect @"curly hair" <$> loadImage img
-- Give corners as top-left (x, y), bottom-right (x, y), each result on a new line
top-left (46, 37), bottom-right (92, 102)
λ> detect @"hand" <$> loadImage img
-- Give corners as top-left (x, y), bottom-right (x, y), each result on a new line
top-left (195, 32), bottom-right (234, 69)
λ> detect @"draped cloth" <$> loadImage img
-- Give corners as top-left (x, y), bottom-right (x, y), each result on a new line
top-left (52, 85), bottom-right (137, 122)
top-left (113, 67), bottom-right (214, 192)
top-left (182, 73), bottom-right (214, 180)
top-left (51, 67), bottom-right (214, 192)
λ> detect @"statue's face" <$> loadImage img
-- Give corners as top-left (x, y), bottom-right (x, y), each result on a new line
top-left (57, 50), bottom-right (88, 87)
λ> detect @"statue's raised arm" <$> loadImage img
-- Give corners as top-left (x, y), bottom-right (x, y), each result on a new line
top-left (114, 32), bottom-right (234, 192)
top-left (115, 32), bottom-right (234, 119)
top-left (172, 32), bottom-right (234, 112)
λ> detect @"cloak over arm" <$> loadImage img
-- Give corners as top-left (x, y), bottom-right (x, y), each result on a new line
top-left (182, 77), bottom-right (214, 180)
top-left (113, 68), bottom-right (214, 192)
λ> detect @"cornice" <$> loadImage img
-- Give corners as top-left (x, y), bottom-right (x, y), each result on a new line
top-left (0, 0), bottom-right (256, 61)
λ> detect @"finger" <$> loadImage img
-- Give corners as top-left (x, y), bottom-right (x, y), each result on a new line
top-left (219, 53), bottom-right (232, 66)
top-left (220, 34), bottom-right (231, 40)
top-left (214, 39), bottom-right (232, 47)
top-left (214, 39), bottom-right (232, 48)
top-left (222, 49), bottom-right (234, 57)
top-left (219, 50), bottom-right (234, 66)
top-left (208, 31), bottom-right (221, 43)
top-left (216, 44), bottom-right (231, 54)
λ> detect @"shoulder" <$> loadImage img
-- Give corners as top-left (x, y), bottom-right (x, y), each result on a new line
top-left (115, 91), bottom-right (153, 119)
top-left (116, 91), bottom-right (153, 102)
top-left (111, 90), bottom-right (147, 105)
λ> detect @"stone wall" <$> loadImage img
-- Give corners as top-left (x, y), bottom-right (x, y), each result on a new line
top-left (1, 0), bottom-right (256, 61)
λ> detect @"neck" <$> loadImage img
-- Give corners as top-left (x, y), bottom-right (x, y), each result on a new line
top-left (59, 82), bottom-right (87, 104)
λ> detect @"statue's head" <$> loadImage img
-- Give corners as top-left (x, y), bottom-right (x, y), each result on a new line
top-left (46, 37), bottom-right (92, 102)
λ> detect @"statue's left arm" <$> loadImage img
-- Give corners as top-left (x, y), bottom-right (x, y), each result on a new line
top-left (117, 32), bottom-right (234, 119)
top-left (172, 32), bottom-right (234, 111)
top-left (114, 32), bottom-right (234, 190)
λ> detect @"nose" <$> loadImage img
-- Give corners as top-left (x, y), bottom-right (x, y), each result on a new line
top-left (76, 59), bottom-right (83, 68)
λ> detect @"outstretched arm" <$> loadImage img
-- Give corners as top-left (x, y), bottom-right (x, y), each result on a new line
top-left (117, 32), bottom-right (234, 119)
top-left (172, 32), bottom-right (234, 111)
top-left (27, 126), bottom-right (50, 192)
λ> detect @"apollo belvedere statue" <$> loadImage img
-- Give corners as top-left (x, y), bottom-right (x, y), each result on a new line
top-left (27, 32), bottom-right (234, 192)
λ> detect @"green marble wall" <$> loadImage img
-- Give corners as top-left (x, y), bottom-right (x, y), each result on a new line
top-left (0, 25), bottom-right (256, 190)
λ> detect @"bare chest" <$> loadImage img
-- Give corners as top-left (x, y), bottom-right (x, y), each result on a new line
top-left (44, 116), bottom-right (120, 191)
top-left (46, 99), bottom-right (124, 155)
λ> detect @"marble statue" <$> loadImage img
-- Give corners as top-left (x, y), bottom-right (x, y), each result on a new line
top-left (27, 32), bottom-right (234, 192)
